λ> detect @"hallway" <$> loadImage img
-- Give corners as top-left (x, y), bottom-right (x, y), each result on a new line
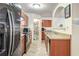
top-left (23, 40), bottom-right (48, 56)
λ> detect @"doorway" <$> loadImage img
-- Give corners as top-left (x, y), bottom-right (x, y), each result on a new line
top-left (23, 19), bottom-right (48, 56)
top-left (33, 19), bottom-right (41, 41)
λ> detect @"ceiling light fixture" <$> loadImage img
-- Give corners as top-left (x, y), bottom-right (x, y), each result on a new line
top-left (34, 19), bottom-right (39, 22)
top-left (33, 4), bottom-right (40, 8)
top-left (14, 4), bottom-right (22, 9)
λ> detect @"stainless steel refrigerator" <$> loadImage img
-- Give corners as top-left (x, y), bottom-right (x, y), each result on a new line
top-left (0, 3), bottom-right (21, 56)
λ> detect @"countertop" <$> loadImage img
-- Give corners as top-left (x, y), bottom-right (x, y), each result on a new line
top-left (44, 31), bottom-right (71, 40)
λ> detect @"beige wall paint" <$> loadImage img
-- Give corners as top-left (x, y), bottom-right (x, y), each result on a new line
top-left (72, 24), bottom-right (79, 56)
top-left (72, 4), bottom-right (79, 56)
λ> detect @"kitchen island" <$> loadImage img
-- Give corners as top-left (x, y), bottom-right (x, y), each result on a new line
top-left (44, 31), bottom-right (71, 56)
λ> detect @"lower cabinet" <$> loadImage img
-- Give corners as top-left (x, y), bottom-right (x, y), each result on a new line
top-left (20, 34), bottom-right (26, 55)
top-left (42, 32), bottom-right (45, 40)
top-left (49, 39), bottom-right (70, 56)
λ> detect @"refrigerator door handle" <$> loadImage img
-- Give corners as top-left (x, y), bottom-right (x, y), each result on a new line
top-left (10, 11), bottom-right (15, 55)
top-left (7, 10), bottom-right (13, 56)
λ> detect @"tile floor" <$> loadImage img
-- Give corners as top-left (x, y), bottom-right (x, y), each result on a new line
top-left (23, 40), bottom-right (48, 56)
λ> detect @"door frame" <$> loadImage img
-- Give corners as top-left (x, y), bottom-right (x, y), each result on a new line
top-left (32, 19), bottom-right (42, 42)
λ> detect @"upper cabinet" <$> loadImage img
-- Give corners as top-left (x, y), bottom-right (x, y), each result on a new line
top-left (42, 20), bottom-right (52, 27)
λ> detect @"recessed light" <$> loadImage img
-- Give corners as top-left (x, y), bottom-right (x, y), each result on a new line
top-left (33, 4), bottom-right (40, 8)
top-left (29, 3), bottom-right (45, 10)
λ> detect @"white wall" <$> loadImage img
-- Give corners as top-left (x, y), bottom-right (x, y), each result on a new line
top-left (41, 17), bottom-right (52, 20)
top-left (52, 3), bottom-right (72, 34)
top-left (26, 13), bottom-right (41, 29)
top-left (53, 18), bottom-right (66, 28)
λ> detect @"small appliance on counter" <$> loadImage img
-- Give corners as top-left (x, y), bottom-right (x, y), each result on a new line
top-left (42, 28), bottom-right (45, 32)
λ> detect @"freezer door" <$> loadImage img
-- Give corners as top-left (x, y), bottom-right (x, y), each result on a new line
top-left (3, 6), bottom-right (20, 56)
top-left (0, 4), bottom-right (21, 56)
top-left (0, 23), bottom-right (7, 55)
top-left (0, 8), bottom-right (10, 56)
top-left (9, 8), bottom-right (21, 56)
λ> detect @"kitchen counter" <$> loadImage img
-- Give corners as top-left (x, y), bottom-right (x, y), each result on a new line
top-left (45, 31), bottom-right (71, 39)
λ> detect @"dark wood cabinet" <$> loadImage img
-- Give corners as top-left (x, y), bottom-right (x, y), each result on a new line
top-left (42, 20), bottom-right (52, 27)
top-left (42, 32), bottom-right (45, 40)
top-left (49, 39), bottom-right (70, 56)
top-left (44, 33), bottom-right (71, 56)
top-left (21, 34), bottom-right (26, 55)
top-left (41, 20), bottom-right (52, 41)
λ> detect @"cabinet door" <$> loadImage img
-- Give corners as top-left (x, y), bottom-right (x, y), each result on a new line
top-left (42, 20), bottom-right (52, 27)
top-left (21, 35), bottom-right (26, 54)
top-left (42, 32), bottom-right (45, 40)
top-left (49, 40), bottom-right (70, 56)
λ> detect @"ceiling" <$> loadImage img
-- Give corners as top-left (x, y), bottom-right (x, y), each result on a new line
top-left (18, 3), bottom-right (58, 17)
